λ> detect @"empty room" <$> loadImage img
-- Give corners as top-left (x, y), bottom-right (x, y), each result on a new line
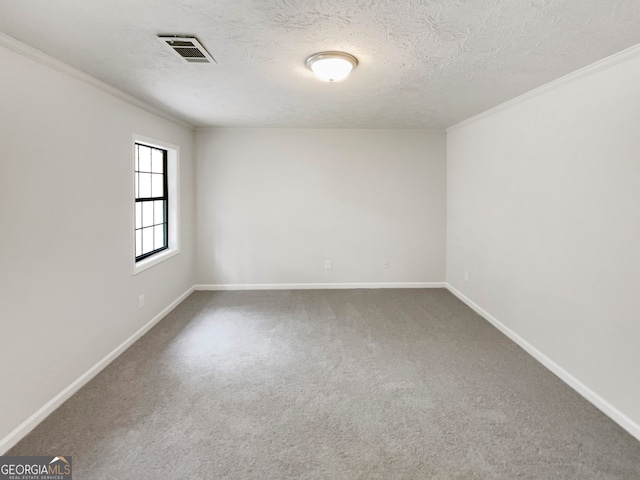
top-left (1, 1), bottom-right (639, 478)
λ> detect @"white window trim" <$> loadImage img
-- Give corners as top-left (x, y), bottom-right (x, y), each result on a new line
top-left (132, 134), bottom-right (180, 275)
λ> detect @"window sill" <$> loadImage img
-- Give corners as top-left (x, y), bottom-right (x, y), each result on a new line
top-left (132, 247), bottom-right (179, 275)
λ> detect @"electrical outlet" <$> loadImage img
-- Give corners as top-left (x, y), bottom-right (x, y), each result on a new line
top-left (384, 260), bottom-right (390, 270)
top-left (464, 271), bottom-right (469, 282)
top-left (325, 260), bottom-right (332, 270)
top-left (139, 294), bottom-right (145, 308)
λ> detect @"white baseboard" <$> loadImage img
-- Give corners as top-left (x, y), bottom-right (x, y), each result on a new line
top-left (195, 282), bottom-right (446, 291)
top-left (0, 286), bottom-right (195, 455)
top-left (7, 282), bottom-right (636, 454)
top-left (445, 283), bottom-right (640, 442)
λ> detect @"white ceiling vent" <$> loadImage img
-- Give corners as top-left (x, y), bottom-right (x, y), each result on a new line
top-left (158, 36), bottom-right (216, 63)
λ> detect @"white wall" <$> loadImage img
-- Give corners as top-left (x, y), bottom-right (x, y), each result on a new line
top-left (447, 51), bottom-right (640, 432)
top-left (196, 128), bottom-right (446, 286)
top-left (0, 45), bottom-right (195, 448)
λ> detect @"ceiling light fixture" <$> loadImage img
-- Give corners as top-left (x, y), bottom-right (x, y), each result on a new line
top-left (305, 51), bottom-right (358, 82)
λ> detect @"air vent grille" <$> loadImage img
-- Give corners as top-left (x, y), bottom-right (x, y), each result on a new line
top-left (175, 47), bottom-right (205, 59)
top-left (158, 36), bottom-right (216, 64)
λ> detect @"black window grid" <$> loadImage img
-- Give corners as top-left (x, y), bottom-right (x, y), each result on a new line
top-left (135, 143), bottom-right (168, 262)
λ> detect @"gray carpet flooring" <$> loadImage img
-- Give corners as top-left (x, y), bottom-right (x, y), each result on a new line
top-left (8, 289), bottom-right (640, 479)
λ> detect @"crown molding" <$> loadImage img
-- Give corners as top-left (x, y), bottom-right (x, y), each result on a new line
top-left (0, 32), bottom-right (194, 131)
top-left (447, 42), bottom-right (640, 133)
top-left (194, 126), bottom-right (446, 133)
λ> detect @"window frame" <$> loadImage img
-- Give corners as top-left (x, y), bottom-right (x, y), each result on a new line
top-left (132, 134), bottom-right (180, 275)
top-left (135, 143), bottom-right (169, 261)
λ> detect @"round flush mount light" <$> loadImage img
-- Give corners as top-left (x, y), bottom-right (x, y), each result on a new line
top-left (305, 51), bottom-right (358, 82)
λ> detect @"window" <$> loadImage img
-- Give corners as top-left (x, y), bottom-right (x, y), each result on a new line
top-left (134, 143), bottom-right (168, 261)
top-left (132, 135), bottom-right (180, 274)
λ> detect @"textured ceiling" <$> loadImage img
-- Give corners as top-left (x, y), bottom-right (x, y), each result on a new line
top-left (1, 0), bottom-right (640, 128)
